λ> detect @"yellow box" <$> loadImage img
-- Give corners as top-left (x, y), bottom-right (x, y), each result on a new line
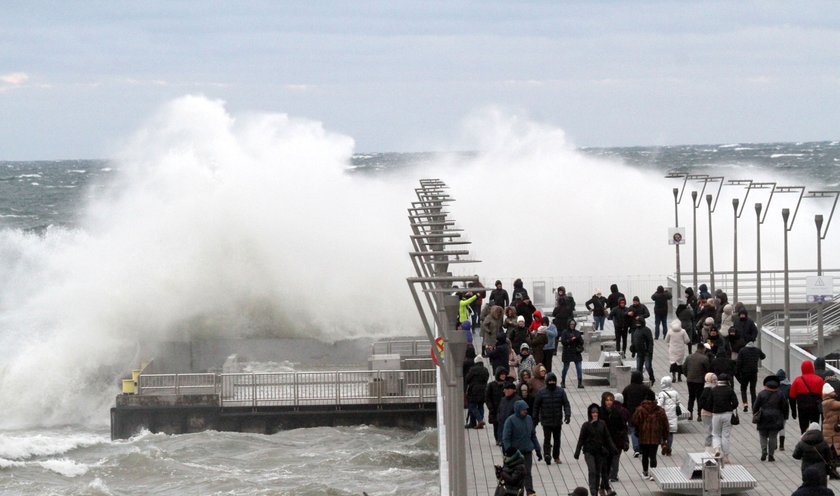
top-left (122, 379), bottom-right (136, 394)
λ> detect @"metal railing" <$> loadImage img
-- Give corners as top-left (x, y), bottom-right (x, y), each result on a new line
top-left (759, 293), bottom-right (840, 345)
top-left (667, 269), bottom-right (840, 305)
top-left (760, 326), bottom-right (840, 377)
top-left (136, 369), bottom-right (437, 408)
top-left (370, 339), bottom-right (429, 357)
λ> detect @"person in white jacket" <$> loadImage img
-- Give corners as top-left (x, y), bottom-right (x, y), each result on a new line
top-left (657, 375), bottom-right (681, 453)
top-left (664, 320), bottom-right (691, 382)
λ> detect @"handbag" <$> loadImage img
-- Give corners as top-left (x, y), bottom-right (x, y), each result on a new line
top-left (751, 409), bottom-right (762, 424)
top-left (664, 390), bottom-right (682, 416)
top-left (731, 410), bottom-right (740, 425)
top-left (834, 419), bottom-right (840, 433)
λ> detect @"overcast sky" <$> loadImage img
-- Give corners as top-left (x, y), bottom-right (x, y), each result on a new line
top-left (2, 1), bottom-right (839, 159)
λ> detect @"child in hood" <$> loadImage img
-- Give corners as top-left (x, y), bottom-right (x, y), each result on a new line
top-left (793, 422), bottom-right (833, 483)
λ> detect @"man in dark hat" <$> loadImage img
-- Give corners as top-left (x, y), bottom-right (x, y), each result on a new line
top-left (734, 309), bottom-right (758, 344)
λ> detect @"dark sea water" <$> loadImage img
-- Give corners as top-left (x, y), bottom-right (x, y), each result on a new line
top-left (0, 141), bottom-right (837, 495)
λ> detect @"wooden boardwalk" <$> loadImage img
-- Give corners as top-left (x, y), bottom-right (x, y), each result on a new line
top-left (465, 330), bottom-right (829, 496)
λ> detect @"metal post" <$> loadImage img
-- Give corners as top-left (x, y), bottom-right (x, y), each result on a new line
top-left (782, 208), bottom-right (791, 378)
top-left (707, 194), bottom-right (715, 293)
top-left (732, 198), bottom-right (739, 303)
top-left (693, 191), bottom-right (699, 291)
top-left (755, 203), bottom-right (763, 349)
top-left (817, 214), bottom-right (825, 357)
top-left (674, 187), bottom-right (682, 292)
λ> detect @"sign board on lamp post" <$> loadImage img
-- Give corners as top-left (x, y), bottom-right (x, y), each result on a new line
top-left (668, 227), bottom-right (686, 245)
top-left (806, 276), bottom-right (834, 303)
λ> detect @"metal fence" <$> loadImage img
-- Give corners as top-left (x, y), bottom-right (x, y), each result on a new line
top-left (370, 339), bottom-right (429, 357)
top-left (136, 369), bottom-right (437, 408)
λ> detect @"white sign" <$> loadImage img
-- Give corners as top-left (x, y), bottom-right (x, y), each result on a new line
top-left (806, 276), bottom-right (834, 303)
top-left (668, 227), bottom-right (686, 245)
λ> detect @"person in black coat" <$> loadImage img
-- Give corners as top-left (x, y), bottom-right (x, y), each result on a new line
top-left (753, 374), bottom-right (789, 461)
top-left (794, 422), bottom-right (833, 484)
top-left (552, 286), bottom-right (576, 331)
top-left (622, 370), bottom-right (656, 455)
top-left (791, 465), bottom-right (835, 496)
top-left (586, 290), bottom-right (608, 331)
top-left (601, 391), bottom-right (630, 482)
top-left (736, 341), bottom-right (767, 412)
top-left (486, 366), bottom-right (510, 440)
top-left (496, 382), bottom-right (520, 448)
top-left (607, 284), bottom-right (626, 311)
top-left (560, 321), bottom-right (585, 388)
top-left (533, 372), bottom-right (572, 465)
top-left (489, 280), bottom-right (510, 308)
top-left (734, 309), bottom-right (759, 344)
top-left (651, 286), bottom-right (672, 340)
top-left (494, 447), bottom-right (527, 494)
top-left (465, 357), bottom-right (490, 428)
top-left (574, 403), bottom-right (618, 496)
top-left (608, 298), bottom-right (631, 358)
top-left (487, 333), bottom-right (510, 373)
top-left (631, 316), bottom-right (655, 383)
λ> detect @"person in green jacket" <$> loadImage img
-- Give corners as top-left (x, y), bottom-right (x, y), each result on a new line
top-left (459, 291), bottom-right (478, 329)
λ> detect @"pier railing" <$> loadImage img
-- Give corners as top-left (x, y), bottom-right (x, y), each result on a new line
top-left (137, 369), bottom-right (437, 407)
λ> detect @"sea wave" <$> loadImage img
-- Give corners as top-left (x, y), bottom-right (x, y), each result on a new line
top-left (0, 431), bottom-right (108, 460)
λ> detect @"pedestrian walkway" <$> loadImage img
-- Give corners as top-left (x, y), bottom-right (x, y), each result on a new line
top-left (465, 332), bottom-right (830, 496)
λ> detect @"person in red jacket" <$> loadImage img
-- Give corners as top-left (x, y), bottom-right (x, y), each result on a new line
top-left (791, 360), bottom-right (826, 434)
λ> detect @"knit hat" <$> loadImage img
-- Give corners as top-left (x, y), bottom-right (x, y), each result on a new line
top-left (517, 315), bottom-right (525, 323)
top-left (824, 383), bottom-right (836, 399)
top-left (807, 422), bottom-right (821, 432)
top-left (704, 317), bottom-right (714, 325)
top-left (669, 320), bottom-right (682, 332)
top-left (660, 375), bottom-right (673, 388)
top-left (704, 372), bottom-right (718, 384)
top-left (520, 343), bottom-right (530, 350)
top-left (614, 393), bottom-right (624, 403)
top-left (474, 356), bottom-right (484, 364)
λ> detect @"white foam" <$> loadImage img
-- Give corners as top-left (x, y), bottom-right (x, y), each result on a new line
top-left (37, 458), bottom-right (89, 477)
top-left (0, 431), bottom-right (107, 460)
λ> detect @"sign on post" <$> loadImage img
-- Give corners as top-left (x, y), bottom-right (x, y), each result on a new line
top-left (806, 276), bottom-right (835, 303)
top-left (668, 227), bottom-right (686, 245)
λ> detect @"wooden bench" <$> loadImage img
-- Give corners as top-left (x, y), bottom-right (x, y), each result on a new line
top-left (650, 452), bottom-right (757, 495)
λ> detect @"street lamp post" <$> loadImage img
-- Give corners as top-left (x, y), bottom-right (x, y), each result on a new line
top-left (782, 208), bottom-right (791, 377)
top-left (755, 203), bottom-right (763, 348)
top-left (803, 190), bottom-right (840, 357)
top-left (733, 198), bottom-right (739, 302)
top-left (692, 190), bottom-right (699, 291)
top-left (707, 194), bottom-right (716, 294)
top-left (674, 188), bottom-right (681, 292)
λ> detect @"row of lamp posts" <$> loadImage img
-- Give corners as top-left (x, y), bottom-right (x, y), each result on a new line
top-left (667, 172), bottom-right (839, 376)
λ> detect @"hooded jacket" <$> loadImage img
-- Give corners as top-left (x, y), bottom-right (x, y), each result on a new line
top-left (631, 322), bottom-right (654, 356)
top-left (631, 400), bottom-right (670, 445)
top-left (600, 392), bottom-right (630, 451)
top-left (543, 323), bottom-right (558, 351)
top-left (533, 372), bottom-right (571, 426)
top-left (497, 389), bottom-right (521, 431)
top-left (735, 342), bottom-right (766, 379)
top-left (622, 371), bottom-right (656, 418)
top-left (485, 366), bottom-right (509, 422)
top-left (720, 304), bottom-right (734, 333)
top-left (657, 376), bottom-right (681, 432)
top-left (791, 465), bottom-right (833, 496)
top-left (822, 390), bottom-right (840, 453)
top-left (664, 320), bottom-right (691, 364)
top-left (651, 287), bottom-right (672, 317)
top-left (574, 403), bottom-right (617, 457)
top-left (502, 399), bottom-right (540, 454)
top-left (734, 311), bottom-right (758, 344)
top-left (793, 425), bottom-right (833, 480)
top-left (607, 284), bottom-right (625, 310)
top-left (677, 303), bottom-right (698, 342)
top-left (497, 449), bottom-right (526, 489)
top-left (791, 361), bottom-right (827, 418)
top-left (608, 303), bottom-right (630, 332)
top-left (487, 334), bottom-right (510, 373)
top-left (465, 361), bottom-right (490, 403)
top-left (480, 305), bottom-right (504, 346)
top-left (560, 327), bottom-right (584, 363)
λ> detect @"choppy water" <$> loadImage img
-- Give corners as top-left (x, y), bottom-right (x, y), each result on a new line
top-left (1, 139), bottom-right (838, 494)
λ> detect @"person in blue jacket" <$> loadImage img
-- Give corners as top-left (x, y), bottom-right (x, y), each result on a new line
top-left (502, 399), bottom-right (541, 496)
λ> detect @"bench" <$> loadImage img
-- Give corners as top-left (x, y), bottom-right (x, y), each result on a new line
top-left (650, 452), bottom-right (757, 495)
top-left (581, 351), bottom-right (623, 380)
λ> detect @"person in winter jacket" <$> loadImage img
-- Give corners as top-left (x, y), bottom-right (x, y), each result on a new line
top-left (496, 382), bottom-right (520, 448)
top-left (630, 296), bottom-right (651, 321)
top-left (560, 320), bottom-right (585, 388)
top-left (529, 365), bottom-right (548, 396)
top-left (543, 317), bottom-right (558, 372)
top-left (622, 370), bottom-right (656, 456)
top-left (608, 298), bottom-right (631, 358)
top-left (458, 291), bottom-right (478, 330)
top-left (794, 422), bottom-right (833, 483)
top-left (720, 304), bottom-right (735, 337)
top-left (697, 300), bottom-right (718, 330)
top-left (519, 382), bottom-right (535, 416)
top-left (533, 372), bottom-right (572, 465)
top-left (508, 316), bottom-right (531, 357)
top-left (815, 357), bottom-right (830, 381)
top-left (665, 320), bottom-right (691, 382)
top-left (486, 366), bottom-right (510, 441)
top-left (710, 373), bottom-right (739, 463)
top-left (821, 384), bottom-right (840, 476)
top-left (503, 306), bottom-right (518, 335)
top-left (495, 446), bottom-right (526, 494)
top-left (726, 325), bottom-right (746, 360)
top-left (631, 316), bottom-right (655, 383)
top-left (792, 361), bottom-right (827, 433)
top-left (676, 301), bottom-right (698, 351)
top-left (607, 283), bottom-right (626, 311)
top-left (699, 372), bottom-right (718, 451)
top-left (753, 374), bottom-right (789, 461)
top-left (685, 287), bottom-right (699, 312)
top-left (734, 309), bottom-right (759, 344)
top-left (657, 376), bottom-right (681, 452)
top-left (707, 326), bottom-right (732, 362)
top-left (510, 278), bottom-right (529, 306)
top-left (465, 356), bottom-right (490, 428)
top-left (632, 399), bottom-right (669, 480)
top-left (791, 465), bottom-right (835, 496)
top-left (530, 318), bottom-right (548, 367)
top-left (480, 305), bottom-right (504, 354)
top-left (487, 333), bottom-right (511, 376)
top-left (684, 345), bottom-right (712, 420)
top-left (490, 280), bottom-right (510, 308)
top-left (518, 343), bottom-right (537, 377)
top-left (502, 399), bottom-right (542, 494)
top-left (575, 403), bottom-right (618, 496)
top-left (735, 341), bottom-right (766, 412)
top-left (779, 368), bottom-right (793, 451)
top-left (586, 289), bottom-right (608, 330)
top-left (552, 286), bottom-right (576, 331)
top-left (529, 310), bottom-right (543, 332)
top-left (651, 285), bottom-right (673, 340)
top-left (516, 296), bottom-right (537, 329)
top-left (602, 392), bottom-right (630, 482)
top-left (698, 283), bottom-right (712, 301)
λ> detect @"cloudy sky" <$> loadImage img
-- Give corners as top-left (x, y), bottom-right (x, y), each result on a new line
top-left (1, 1), bottom-right (839, 159)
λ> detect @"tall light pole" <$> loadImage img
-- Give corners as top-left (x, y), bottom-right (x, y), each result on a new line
top-left (707, 194), bottom-right (716, 294)
top-left (673, 187), bottom-right (682, 292)
top-left (666, 171), bottom-right (697, 294)
top-left (692, 190), bottom-right (699, 291)
top-left (727, 179), bottom-right (755, 304)
top-left (755, 202), bottom-right (763, 348)
top-left (803, 190), bottom-right (840, 357)
top-left (782, 208), bottom-right (791, 377)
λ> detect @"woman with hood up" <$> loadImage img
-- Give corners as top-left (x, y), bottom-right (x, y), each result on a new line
top-left (529, 315), bottom-right (548, 367)
top-left (656, 376), bottom-right (681, 453)
top-left (753, 374), bottom-right (789, 462)
top-left (794, 422), bottom-right (833, 483)
top-left (631, 399), bottom-right (669, 481)
top-left (601, 392), bottom-right (630, 483)
top-left (720, 304), bottom-right (734, 336)
top-left (574, 403), bottom-right (618, 496)
top-left (791, 360), bottom-right (827, 434)
top-left (480, 305), bottom-right (504, 355)
top-left (502, 399), bottom-right (541, 495)
top-left (664, 320), bottom-right (690, 382)
top-left (791, 465), bottom-right (835, 496)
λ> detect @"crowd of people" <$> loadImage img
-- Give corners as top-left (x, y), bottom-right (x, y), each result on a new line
top-left (457, 279), bottom-right (838, 496)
